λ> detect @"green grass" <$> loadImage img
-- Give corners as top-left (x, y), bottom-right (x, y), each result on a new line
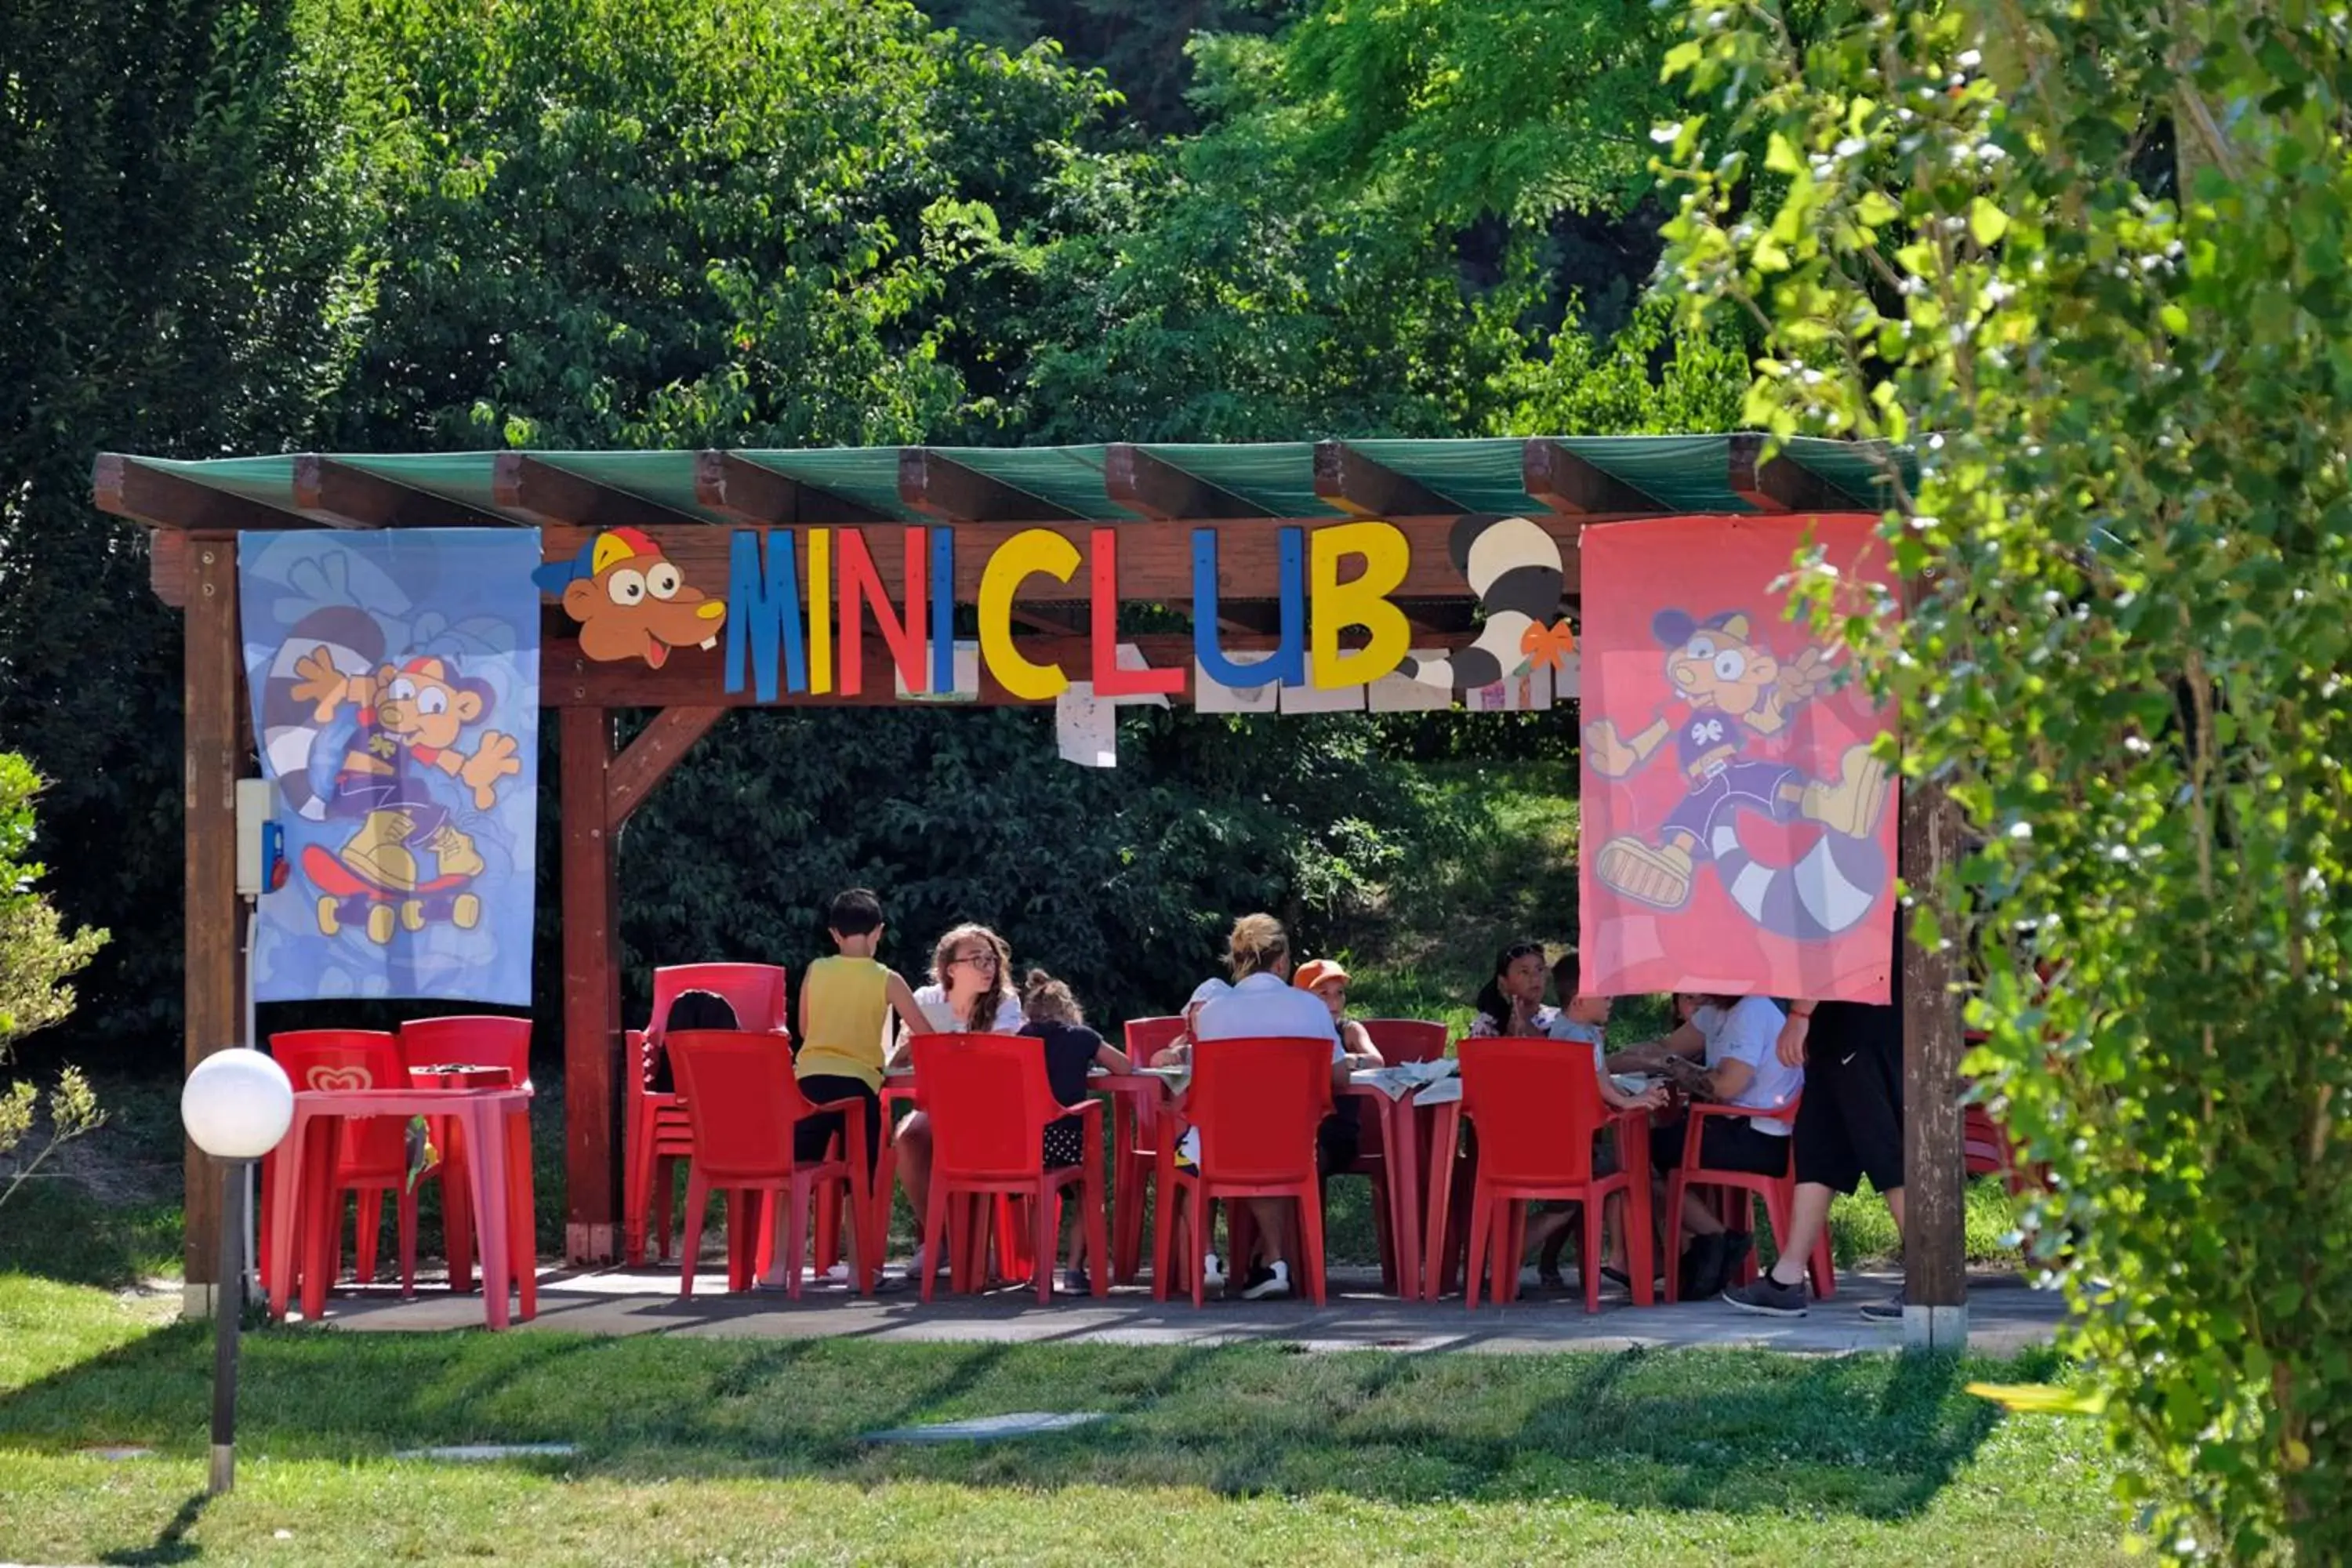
top-left (0, 1272), bottom-right (2126, 1566)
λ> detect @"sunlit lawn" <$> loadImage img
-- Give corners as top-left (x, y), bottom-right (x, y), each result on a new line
top-left (0, 1269), bottom-right (2125, 1567)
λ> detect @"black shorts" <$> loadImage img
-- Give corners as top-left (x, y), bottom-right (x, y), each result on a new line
top-left (1649, 1114), bottom-right (1793, 1178)
top-left (793, 1076), bottom-right (881, 1173)
top-left (1316, 1105), bottom-right (1362, 1178)
top-left (1793, 1002), bottom-right (1905, 1193)
top-left (1043, 1114), bottom-right (1085, 1171)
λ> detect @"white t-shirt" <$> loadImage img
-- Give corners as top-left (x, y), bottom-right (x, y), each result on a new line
top-left (1547, 1014), bottom-right (1610, 1079)
top-left (912, 984), bottom-right (1025, 1034)
top-left (1189, 973), bottom-right (1344, 1062)
top-left (1693, 995), bottom-right (1802, 1134)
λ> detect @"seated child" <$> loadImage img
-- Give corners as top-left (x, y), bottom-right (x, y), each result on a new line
top-left (1522, 951), bottom-right (1670, 1290)
top-left (646, 988), bottom-right (740, 1094)
top-left (1018, 967), bottom-right (1130, 1294)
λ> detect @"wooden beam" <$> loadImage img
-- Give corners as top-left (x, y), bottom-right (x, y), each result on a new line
top-left (1900, 771), bottom-right (1970, 1349)
top-left (1523, 439), bottom-right (1665, 516)
top-left (150, 529), bottom-right (188, 608)
top-left (291, 456), bottom-right (512, 529)
top-left (1185, 599), bottom-right (1287, 637)
top-left (93, 452), bottom-right (310, 532)
top-left (181, 536), bottom-right (245, 1306)
top-left (494, 453), bottom-right (704, 529)
top-left (693, 451), bottom-right (888, 527)
top-left (1396, 598), bottom-right (1478, 636)
top-left (1105, 445), bottom-right (1273, 521)
top-left (559, 706), bottom-right (624, 1265)
top-left (1727, 434), bottom-right (1864, 514)
top-left (898, 449), bottom-right (1083, 525)
top-left (607, 706), bottom-right (727, 824)
top-left (1312, 441), bottom-right (1461, 518)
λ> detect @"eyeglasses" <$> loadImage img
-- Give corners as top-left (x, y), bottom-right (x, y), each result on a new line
top-left (953, 950), bottom-right (999, 969)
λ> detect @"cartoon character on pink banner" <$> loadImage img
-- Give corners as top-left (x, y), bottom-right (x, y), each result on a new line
top-left (1578, 514), bottom-right (1899, 1002)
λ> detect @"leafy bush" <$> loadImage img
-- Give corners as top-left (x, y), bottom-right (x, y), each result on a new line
top-left (0, 753), bottom-right (108, 1205)
top-left (1663, 0), bottom-right (2352, 1555)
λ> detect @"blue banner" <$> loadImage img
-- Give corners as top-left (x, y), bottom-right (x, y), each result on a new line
top-left (241, 530), bottom-right (542, 1004)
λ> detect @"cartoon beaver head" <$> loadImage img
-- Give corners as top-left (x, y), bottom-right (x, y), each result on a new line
top-left (533, 527), bottom-right (726, 668)
top-left (373, 656), bottom-right (491, 750)
top-left (1652, 609), bottom-right (1779, 718)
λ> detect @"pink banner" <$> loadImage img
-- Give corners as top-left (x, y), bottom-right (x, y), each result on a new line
top-left (1578, 514), bottom-right (1898, 1003)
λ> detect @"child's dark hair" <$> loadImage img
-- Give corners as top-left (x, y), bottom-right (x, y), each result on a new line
top-left (1475, 940), bottom-right (1548, 1024)
top-left (1551, 949), bottom-right (1582, 1000)
top-left (827, 887), bottom-right (884, 937)
top-left (664, 989), bottom-right (740, 1034)
top-left (1021, 967), bottom-right (1083, 1025)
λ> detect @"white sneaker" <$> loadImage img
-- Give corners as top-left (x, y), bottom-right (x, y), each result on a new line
top-left (908, 1245), bottom-right (951, 1277)
top-left (1241, 1260), bottom-right (1292, 1301)
top-left (1202, 1251), bottom-right (1226, 1291)
top-left (824, 1261), bottom-right (850, 1283)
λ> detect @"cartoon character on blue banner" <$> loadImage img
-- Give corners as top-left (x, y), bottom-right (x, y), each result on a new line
top-left (1582, 608), bottom-right (1892, 940)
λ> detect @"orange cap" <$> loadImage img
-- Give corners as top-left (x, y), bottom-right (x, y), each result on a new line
top-left (1293, 958), bottom-right (1350, 992)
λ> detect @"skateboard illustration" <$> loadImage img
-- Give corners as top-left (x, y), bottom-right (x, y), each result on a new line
top-left (303, 843), bottom-right (483, 945)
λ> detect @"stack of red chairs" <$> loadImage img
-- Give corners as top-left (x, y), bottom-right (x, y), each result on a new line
top-left (1110, 1015), bottom-right (1186, 1283)
top-left (911, 1033), bottom-right (1109, 1305)
top-left (397, 1015), bottom-right (531, 1291)
top-left (666, 1029), bottom-right (875, 1298)
top-left (1152, 1036), bottom-right (1332, 1308)
top-left (1341, 1019), bottom-right (1447, 1293)
top-left (1455, 1037), bottom-right (1652, 1313)
top-left (625, 963), bottom-right (789, 1267)
top-left (263, 1029), bottom-right (415, 1301)
top-left (1661, 1097), bottom-right (1836, 1302)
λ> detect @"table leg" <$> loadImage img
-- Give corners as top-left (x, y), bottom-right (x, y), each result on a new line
top-left (503, 1103), bottom-right (537, 1321)
top-left (460, 1104), bottom-right (511, 1330)
top-left (266, 1109), bottom-right (310, 1319)
top-left (1107, 1089), bottom-right (1136, 1284)
top-left (299, 1115), bottom-right (340, 1323)
top-left (1387, 1097), bottom-right (1423, 1301)
top-left (1620, 1110), bottom-right (1656, 1307)
top-left (442, 1116), bottom-right (475, 1294)
top-left (1420, 1103), bottom-right (1461, 1305)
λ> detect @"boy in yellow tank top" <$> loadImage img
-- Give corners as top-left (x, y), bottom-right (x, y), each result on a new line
top-left (793, 888), bottom-right (928, 1179)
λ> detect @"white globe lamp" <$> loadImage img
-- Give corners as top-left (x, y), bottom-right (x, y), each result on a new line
top-left (180, 1046), bottom-right (293, 1497)
top-left (181, 1049), bottom-right (293, 1160)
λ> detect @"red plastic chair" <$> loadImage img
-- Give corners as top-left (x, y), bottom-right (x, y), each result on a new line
top-left (666, 1029), bottom-right (872, 1299)
top-left (909, 1033), bottom-right (1108, 1305)
top-left (264, 1029), bottom-right (416, 1299)
top-left (1152, 1036), bottom-right (1332, 1308)
top-left (397, 1016), bottom-right (532, 1291)
top-left (1455, 1038), bottom-right (1650, 1313)
top-left (626, 964), bottom-right (790, 1266)
top-left (1361, 1020), bottom-right (1448, 1064)
top-left (1661, 1097), bottom-right (1835, 1302)
top-left (1110, 1016), bottom-right (1188, 1283)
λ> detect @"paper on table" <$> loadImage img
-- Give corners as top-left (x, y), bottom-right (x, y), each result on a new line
top-left (1465, 663), bottom-right (1553, 713)
top-left (1414, 1076), bottom-right (1463, 1105)
top-left (1193, 652), bottom-right (1280, 715)
top-left (1369, 652), bottom-right (1457, 713)
top-left (1054, 681), bottom-right (1117, 767)
top-left (896, 638), bottom-right (981, 702)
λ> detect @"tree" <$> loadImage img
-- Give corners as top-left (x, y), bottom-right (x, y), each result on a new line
top-left (0, 753), bottom-right (108, 1206)
top-left (1661, 0), bottom-right (2352, 1555)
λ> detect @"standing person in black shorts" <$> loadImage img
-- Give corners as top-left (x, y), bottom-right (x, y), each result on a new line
top-left (1724, 935), bottom-right (1911, 1322)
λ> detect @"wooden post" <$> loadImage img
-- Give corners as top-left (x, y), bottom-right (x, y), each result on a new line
top-left (1900, 772), bottom-right (1969, 1348)
top-left (560, 706), bottom-right (623, 1265)
top-left (182, 536), bottom-right (246, 1316)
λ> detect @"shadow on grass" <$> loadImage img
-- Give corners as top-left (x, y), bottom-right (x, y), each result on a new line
top-left (0, 1178), bottom-right (181, 1290)
top-left (0, 1311), bottom-right (2043, 1524)
top-left (96, 1489), bottom-right (208, 1566)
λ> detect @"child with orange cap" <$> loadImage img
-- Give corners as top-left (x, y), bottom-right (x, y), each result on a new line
top-left (1294, 956), bottom-right (1385, 1182)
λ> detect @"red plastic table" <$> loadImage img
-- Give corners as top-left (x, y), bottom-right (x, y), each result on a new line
top-left (267, 1085), bottom-right (537, 1328)
top-left (1337, 1080), bottom-right (1427, 1300)
top-left (1417, 1091), bottom-right (1657, 1305)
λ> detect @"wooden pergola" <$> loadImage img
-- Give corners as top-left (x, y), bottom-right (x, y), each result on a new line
top-left (97, 431), bottom-right (1972, 1344)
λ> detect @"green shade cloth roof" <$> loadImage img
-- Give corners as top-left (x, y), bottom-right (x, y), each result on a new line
top-left (108, 436), bottom-right (1913, 528)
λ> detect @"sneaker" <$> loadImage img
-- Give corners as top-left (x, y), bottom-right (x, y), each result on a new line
top-left (1059, 1266), bottom-right (1092, 1296)
top-left (1677, 1232), bottom-right (1727, 1301)
top-left (1240, 1260), bottom-right (1292, 1300)
top-left (1860, 1290), bottom-right (1906, 1324)
top-left (1202, 1251), bottom-right (1226, 1291)
top-left (907, 1245), bottom-right (952, 1278)
top-left (822, 1261), bottom-right (850, 1284)
top-left (1723, 1271), bottom-right (1809, 1317)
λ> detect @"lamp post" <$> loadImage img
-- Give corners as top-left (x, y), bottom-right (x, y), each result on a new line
top-left (180, 1047), bottom-right (293, 1496)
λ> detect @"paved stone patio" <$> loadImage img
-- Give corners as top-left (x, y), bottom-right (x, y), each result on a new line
top-left (307, 1265), bottom-right (2061, 1356)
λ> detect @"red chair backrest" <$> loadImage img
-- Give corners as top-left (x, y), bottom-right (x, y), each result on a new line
top-left (650, 964), bottom-right (789, 1040)
top-left (664, 1029), bottom-right (809, 1181)
top-left (911, 1032), bottom-right (1060, 1181)
top-left (399, 1016), bottom-right (530, 1083)
top-left (1459, 1036), bottom-right (1610, 1187)
top-left (1361, 1019), bottom-right (1448, 1064)
top-left (1187, 1036), bottom-right (1331, 1183)
top-left (269, 1029), bottom-right (408, 1175)
top-left (1124, 1015), bottom-right (1186, 1059)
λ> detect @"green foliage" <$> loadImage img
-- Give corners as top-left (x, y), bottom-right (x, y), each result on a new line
top-left (0, 755), bottom-right (107, 1205)
top-left (1662, 1), bottom-right (2352, 1555)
